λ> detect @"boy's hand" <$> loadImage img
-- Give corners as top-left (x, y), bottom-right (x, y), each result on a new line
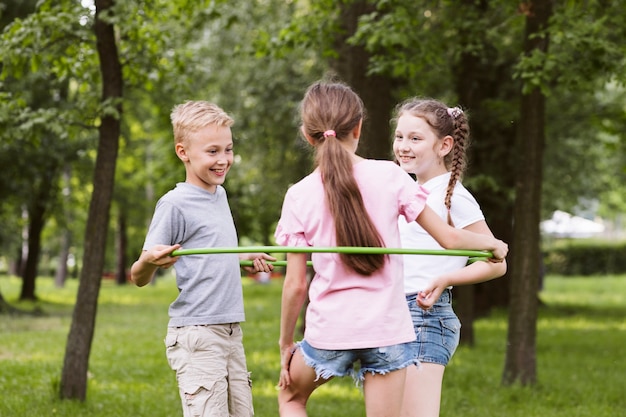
top-left (143, 244), bottom-right (181, 269)
top-left (239, 252), bottom-right (276, 273)
top-left (131, 244), bottom-right (181, 287)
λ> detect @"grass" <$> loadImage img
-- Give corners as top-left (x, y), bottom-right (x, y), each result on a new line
top-left (0, 273), bottom-right (624, 417)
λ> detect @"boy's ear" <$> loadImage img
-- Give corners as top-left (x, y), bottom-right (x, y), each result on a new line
top-left (175, 142), bottom-right (189, 162)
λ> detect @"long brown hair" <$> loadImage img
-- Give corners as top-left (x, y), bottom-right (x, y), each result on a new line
top-left (300, 81), bottom-right (385, 275)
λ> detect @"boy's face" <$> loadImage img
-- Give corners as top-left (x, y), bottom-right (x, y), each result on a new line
top-left (175, 124), bottom-right (234, 193)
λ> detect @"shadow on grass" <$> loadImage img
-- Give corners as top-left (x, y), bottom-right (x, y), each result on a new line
top-left (538, 299), bottom-right (626, 320)
top-left (0, 298), bottom-right (46, 316)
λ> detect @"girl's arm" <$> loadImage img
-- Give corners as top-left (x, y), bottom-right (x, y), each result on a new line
top-left (278, 253), bottom-right (309, 389)
top-left (417, 220), bottom-right (507, 308)
top-left (415, 206), bottom-right (508, 260)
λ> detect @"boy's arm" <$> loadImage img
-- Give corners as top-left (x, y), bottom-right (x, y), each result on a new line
top-left (130, 244), bottom-right (181, 287)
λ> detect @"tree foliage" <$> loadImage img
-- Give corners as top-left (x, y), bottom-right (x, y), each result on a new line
top-left (0, 0), bottom-right (624, 398)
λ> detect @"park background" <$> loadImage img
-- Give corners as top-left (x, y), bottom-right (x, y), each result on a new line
top-left (1, 0), bottom-right (624, 415)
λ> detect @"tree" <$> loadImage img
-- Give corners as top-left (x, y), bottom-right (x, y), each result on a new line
top-left (503, 0), bottom-right (626, 385)
top-left (0, 0), bottom-right (38, 310)
top-left (60, 0), bottom-right (123, 400)
top-left (0, 0), bottom-right (80, 301)
top-left (503, 0), bottom-right (552, 386)
top-left (0, 0), bottom-right (98, 301)
top-left (443, 0), bottom-right (521, 344)
top-left (327, 1), bottom-right (524, 345)
top-left (263, 0), bottom-right (404, 161)
top-left (189, 0), bottom-right (325, 245)
top-left (59, 0), bottom-right (248, 399)
top-left (330, 0), bottom-right (400, 160)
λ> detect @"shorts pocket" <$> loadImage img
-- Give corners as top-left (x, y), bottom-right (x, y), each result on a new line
top-left (165, 332), bottom-right (184, 372)
top-left (165, 332), bottom-right (178, 348)
top-left (182, 379), bottom-right (229, 417)
top-left (440, 316), bottom-right (461, 350)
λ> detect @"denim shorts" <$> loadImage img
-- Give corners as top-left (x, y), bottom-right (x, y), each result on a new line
top-left (405, 288), bottom-right (461, 366)
top-left (297, 339), bottom-right (417, 384)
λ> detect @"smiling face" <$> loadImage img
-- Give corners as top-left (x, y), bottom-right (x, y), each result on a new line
top-left (393, 114), bottom-right (452, 183)
top-left (175, 124), bottom-right (234, 193)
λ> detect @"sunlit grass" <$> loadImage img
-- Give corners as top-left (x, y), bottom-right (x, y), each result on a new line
top-left (0, 273), bottom-right (624, 416)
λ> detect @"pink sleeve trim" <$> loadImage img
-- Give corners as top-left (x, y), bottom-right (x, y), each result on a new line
top-left (274, 224), bottom-right (309, 247)
top-left (402, 184), bottom-right (429, 222)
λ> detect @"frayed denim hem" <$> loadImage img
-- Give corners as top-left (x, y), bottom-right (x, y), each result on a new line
top-left (355, 358), bottom-right (420, 388)
top-left (295, 342), bottom-right (352, 382)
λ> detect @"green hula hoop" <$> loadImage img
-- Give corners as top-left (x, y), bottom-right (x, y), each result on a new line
top-left (171, 246), bottom-right (492, 267)
top-left (239, 260), bottom-right (311, 267)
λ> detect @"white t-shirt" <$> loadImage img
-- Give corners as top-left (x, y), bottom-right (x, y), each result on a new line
top-left (398, 172), bottom-right (484, 294)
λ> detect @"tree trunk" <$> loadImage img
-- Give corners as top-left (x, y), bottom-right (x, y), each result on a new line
top-left (19, 207), bottom-right (43, 301)
top-left (60, 0), bottom-right (123, 401)
top-left (452, 0), bottom-right (518, 343)
top-left (331, 0), bottom-right (399, 160)
top-left (115, 210), bottom-right (128, 285)
top-left (502, 0), bottom-right (551, 386)
top-left (20, 170), bottom-right (55, 301)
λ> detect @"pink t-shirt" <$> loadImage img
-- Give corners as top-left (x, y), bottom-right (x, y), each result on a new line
top-left (274, 159), bottom-right (428, 349)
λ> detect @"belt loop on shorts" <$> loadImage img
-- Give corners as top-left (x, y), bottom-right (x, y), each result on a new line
top-left (441, 288), bottom-right (452, 303)
top-left (406, 288), bottom-right (452, 303)
top-left (229, 323), bottom-right (234, 335)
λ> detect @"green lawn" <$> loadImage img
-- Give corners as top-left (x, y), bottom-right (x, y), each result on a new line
top-left (0, 273), bottom-right (624, 416)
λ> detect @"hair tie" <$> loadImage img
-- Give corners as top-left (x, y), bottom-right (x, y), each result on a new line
top-left (447, 107), bottom-right (462, 119)
top-left (323, 130), bottom-right (336, 138)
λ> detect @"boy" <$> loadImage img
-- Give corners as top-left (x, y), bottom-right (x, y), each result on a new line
top-left (130, 100), bottom-right (274, 417)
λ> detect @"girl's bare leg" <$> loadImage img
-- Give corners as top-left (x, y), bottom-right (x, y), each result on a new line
top-left (400, 363), bottom-right (444, 417)
top-left (363, 367), bottom-right (407, 417)
top-left (278, 349), bottom-right (330, 417)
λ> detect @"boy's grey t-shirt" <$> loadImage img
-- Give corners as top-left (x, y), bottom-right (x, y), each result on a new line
top-left (144, 182), bottom-right (245, 327)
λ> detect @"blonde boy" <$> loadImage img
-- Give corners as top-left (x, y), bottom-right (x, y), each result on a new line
top-left (131, 101), bottom-right (274, 417)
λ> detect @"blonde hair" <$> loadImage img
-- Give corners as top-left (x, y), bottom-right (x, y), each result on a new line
top-left (301, 81), bottom-right (385, 276)
top-left (170, 101), bottom-right (234, 144)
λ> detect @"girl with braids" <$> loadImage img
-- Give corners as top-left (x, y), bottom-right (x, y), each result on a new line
top-left (274, 82), bottom-right (507, 417)
top-left (393, 98), bottom-right (507, 417)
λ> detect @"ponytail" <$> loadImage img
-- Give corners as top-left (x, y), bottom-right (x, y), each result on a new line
top-left (301, 82), bottom-right (386, 275)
